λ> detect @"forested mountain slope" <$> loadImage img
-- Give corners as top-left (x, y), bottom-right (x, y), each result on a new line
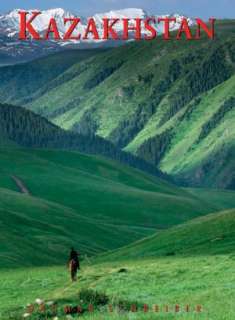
top-left (0, 20), bottom-right (234, 188)
top-left (0, 103), bottom-right (167, 179)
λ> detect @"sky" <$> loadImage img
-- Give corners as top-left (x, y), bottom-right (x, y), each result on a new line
top-left (0, 0), bottom-right (234, 19)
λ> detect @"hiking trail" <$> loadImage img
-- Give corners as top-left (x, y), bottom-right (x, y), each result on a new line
top-left (11, 175), bottom-right (31, 195)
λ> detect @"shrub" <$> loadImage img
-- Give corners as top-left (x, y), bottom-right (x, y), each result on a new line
top-left (78, 289), bottom-right (109, 306)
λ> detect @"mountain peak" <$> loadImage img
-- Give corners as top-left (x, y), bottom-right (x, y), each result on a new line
top-left (45, 8), bottom-right (66, 14)
top-left (0, 7), bottom-right (194, 63)
top-left (93, 8), bottom-right (147, 19)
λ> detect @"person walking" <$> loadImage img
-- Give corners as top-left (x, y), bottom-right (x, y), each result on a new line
top-left (68, 247), bottom-right (80, 281)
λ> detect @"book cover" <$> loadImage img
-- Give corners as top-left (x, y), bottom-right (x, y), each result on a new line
top-left (0, 1), bottom-right (234, 319)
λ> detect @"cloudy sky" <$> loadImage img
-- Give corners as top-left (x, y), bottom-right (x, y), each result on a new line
top-left (0, 0), bottom-right (234, 18)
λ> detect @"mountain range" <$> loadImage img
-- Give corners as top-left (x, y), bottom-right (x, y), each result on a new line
top-left (0, 7), bottom-right (194, 63)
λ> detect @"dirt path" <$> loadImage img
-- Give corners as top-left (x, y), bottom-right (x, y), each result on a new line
top-left (11, 175), bottom-right (31, 195)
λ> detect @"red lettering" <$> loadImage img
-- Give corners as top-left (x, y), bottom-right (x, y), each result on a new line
top-left (77, 306), bottom-right (83, 313)
top-left (175, 304), bottom-right (180, 312)
top-left (144, 18), bottom-right (157, 40)
top-left (108, 304), bottom-right (113, 312)
top-left (143, 304), bottom-right (149, 312)
top-left (26, 304), bottom-right (34, 314)
top-left (158, 17), bottom-right (176, 40)
top-left (64, 18), bottom-right (81, 40)
top-left (103, 18), bottom-right (119, 40)
top-left (153, 304), bottom-right (159, 312)
top-left (39, 303), bottom-right (46, 313)
top-left (176, 18), bottom-right (193, 40)
top-left (196, 305), bottom-right (202, 312)
top-left (123, 18), bottom-right (142, 40)
top-left (19, 11), bottom-right (41, 40)
top-left (88, 304), bottom-right (94, 312)
top-left (195, 18), bottom-right (216, 39)
top-left (83, 18), bottom-right (100, 40)
top-left (45, 18), bottom-right (61, 40)
top-left (18, 13), bottom-right (216, 42)
top-left (130, 304), bottom-right (137, 312)
top-left (64, 306), bottom-right (72, 314)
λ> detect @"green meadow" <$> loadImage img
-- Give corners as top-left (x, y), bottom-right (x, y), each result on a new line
top-left (1, 210), bottom-right (234, 320)
top-left (0, 147), bottom-right (234, 319)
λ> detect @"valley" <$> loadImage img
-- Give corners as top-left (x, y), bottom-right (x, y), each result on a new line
top-left (3, 146), bottom-right (235, 268)
top-left (0, 20), bottom-right (234, 189)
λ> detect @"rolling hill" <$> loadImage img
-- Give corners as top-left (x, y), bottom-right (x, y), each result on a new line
top-left (95, 209), bottom-right (235, 263)
top-left (0, 147), bottom-right (203, 228)
top-left (0, 20), bottom-right (234, 189)
top-left (0, 186), bottom-right (152, 268)
top-left (1, 145), bottom-right (235, 268)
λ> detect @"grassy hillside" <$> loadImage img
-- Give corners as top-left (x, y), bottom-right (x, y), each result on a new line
top-left (158, 78), bottom-right (235, 189)
top-left (128, 76), bottom-right (235, 189)
top-left (1, 210), bottom-right (235, 319)
top-left (0, 147), bottom-right (215, 228)
top-left (0, 187), bottom-right (151, 268)
top-left (1, 146), bottom-right (235, 268)
top-left (0, 21), bottom-right (234, 189)
top-left (95, 209), bottom-right (235, 262)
